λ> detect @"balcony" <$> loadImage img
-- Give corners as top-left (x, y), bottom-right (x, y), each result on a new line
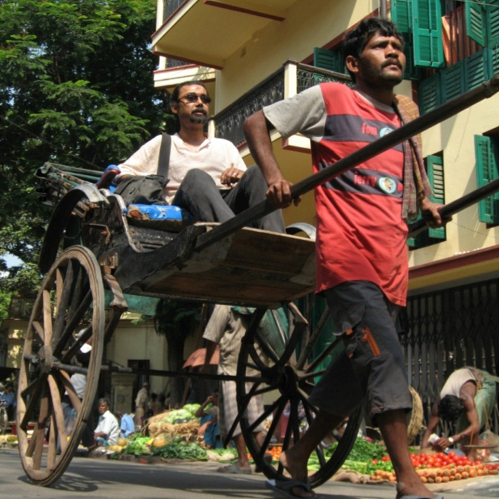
top-left (213, 60), bottom-right (351, 147)
top-left (153, 0), bottom-right (298, 68)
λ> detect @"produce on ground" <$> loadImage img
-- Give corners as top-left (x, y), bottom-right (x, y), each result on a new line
top-left (151, 441), bottom-right (208, 460)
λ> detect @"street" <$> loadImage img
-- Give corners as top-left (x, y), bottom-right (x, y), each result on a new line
top-left (1, 448), bottom-right (499, 499)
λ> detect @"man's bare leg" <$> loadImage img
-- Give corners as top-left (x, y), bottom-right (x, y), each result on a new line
top-left (279, 410), bottom-right (344, 499)
top-left (377, 409), bottom-right (436, 499)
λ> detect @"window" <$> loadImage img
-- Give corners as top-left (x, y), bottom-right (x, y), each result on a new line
top-left (475, 134), bottom-right (499, 225)
top-left (408, 154), bottom-right (446, 249)
top-left (313, 47), bottom-right (346, 75)
top-left (392, 0), bottom-right (445, 70)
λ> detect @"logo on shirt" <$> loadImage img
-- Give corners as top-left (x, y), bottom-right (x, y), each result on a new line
top-left (379, 127), bottom-right (395, 137)
top-left (378, 176), bottom-right (397, 194)
top-left (361, 122), bottom-right (378, 136)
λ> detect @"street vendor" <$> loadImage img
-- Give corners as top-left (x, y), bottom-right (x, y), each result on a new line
top-left (421, 366), bottom-right (497, 457)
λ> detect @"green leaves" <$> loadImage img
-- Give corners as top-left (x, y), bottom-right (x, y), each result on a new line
top-left (0, 0), bottom-right (166, 273)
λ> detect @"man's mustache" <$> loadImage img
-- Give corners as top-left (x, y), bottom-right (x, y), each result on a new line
top-left (383, 59), bottom-right (402, 69)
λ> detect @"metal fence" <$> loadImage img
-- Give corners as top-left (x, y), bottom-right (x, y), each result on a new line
top-left (405, 278), bottom-right (499, 439)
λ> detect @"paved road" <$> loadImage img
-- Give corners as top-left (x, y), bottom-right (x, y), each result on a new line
top-left (1, 448), bottom-right (499, 499)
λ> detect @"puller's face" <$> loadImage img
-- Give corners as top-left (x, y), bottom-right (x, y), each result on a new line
top-left (348, 32), bottom-right (406, 88)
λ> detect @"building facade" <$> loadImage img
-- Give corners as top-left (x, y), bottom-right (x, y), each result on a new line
top-left (152, 0), bottom-right (499, 429)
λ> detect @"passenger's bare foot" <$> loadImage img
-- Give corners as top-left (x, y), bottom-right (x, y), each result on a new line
top-left (279, 448), bottom-right (315, 498)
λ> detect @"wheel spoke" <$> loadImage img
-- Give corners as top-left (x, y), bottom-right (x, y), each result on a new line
top-left (42, 289), bottom-right (53, 346)
top-left (47, 375), bottom-right (68, 454)
top-left (32, 321), bottom-right (45, 344)
top-left (59, 370), bottom-right (82, 413)
top-left (296, 307), bottom-right (329, 370)
top-left (19, 375), bottom-right (46, 432)
top-left (30, 387), bottom-right (50, 468)
top-left (305, 336), bottom-right (342, 374)
top-left (52, 263), bottom-right (74, 346)
top-left (47, 415), bottom-right (58, 471)
top-left (53, 290), bottom-right (92, 358)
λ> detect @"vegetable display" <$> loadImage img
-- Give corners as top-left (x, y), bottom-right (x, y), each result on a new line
top-left (151, 442), bottom-right (208, 461)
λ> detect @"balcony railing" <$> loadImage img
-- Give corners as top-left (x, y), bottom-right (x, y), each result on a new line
top-left (214, 60), bottom-right (351, 147)
top-left (163, 0), bottom-right (186, 22)
top-left (166, 59), bottom-right (192, 69)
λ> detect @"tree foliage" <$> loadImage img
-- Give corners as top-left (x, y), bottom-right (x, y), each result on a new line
top-left (0, 0), bottom-right (168, 271)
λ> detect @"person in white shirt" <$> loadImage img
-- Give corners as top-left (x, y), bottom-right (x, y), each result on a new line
top-left (91, 398), bottom-right (120, 448)
top-left (116, 81), bottom-right (284, 233)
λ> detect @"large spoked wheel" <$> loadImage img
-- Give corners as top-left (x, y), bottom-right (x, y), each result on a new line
top-left (16, 246), bottom-right (105, 486)
top-left (236, 303), bottom-right (361, 487)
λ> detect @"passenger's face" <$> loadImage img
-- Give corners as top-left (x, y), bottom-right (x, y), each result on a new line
top-left (172, 84), bottom-right (210, 125)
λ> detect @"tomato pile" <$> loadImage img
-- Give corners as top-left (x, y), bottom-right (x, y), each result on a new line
top-left (369, 452), bottom-right (499, 483)
top-left (410, 451), bottom-right (472, 469)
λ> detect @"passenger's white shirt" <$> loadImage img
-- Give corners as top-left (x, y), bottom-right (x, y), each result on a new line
top-left (117, 134), bottom-right (246, 204)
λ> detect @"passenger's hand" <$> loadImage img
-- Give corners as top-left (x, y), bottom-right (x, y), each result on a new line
top-left (220, 168), bottom-right (244, 187)
top-left (266, 179), bottom-right (301, 209)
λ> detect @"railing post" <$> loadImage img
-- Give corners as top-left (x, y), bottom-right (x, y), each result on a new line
top-left (284, 61), bottom-right (298, 99)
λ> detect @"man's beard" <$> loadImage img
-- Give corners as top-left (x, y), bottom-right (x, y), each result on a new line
top-left (190, 114), bottom-right (208, 125)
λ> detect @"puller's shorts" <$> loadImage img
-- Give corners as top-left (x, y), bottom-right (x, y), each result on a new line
top-left (308, 281), bottom-right (412, 422)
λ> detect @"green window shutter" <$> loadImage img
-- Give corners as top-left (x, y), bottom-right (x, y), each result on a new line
top-left (440, 60), bottom-right (464, 102)
top-left (464, 49), bottom-right (488, 90)
top-left (475, 135), bottom-right (499, 224)
top-left (313, 47), bottom-right (343, 73)
top-left (466, 0), bottom-right (486, 46)
top-left (412, 0), bottom-right (445, 67)
top-left (487, 0), bottom-right (499, 45)
top-left (426, 155), bottom-right (445, 239)
top-left (392, 0), bottom-right (420, 79)
top-left (489, 44), bottom-right (499, 77)
top-left (391, 0), bottom-right (413, 33)
top-left (419, 73), bottom-right (440, 114)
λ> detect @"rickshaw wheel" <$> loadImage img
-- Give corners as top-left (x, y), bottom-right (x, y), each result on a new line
top-left (236, 303), bottom-right (361, 487)
top-left (16, 246), bottom-right (105, 486)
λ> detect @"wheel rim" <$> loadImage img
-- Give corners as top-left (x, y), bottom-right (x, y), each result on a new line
top-left (236, 301), bottom-right (361, 487)
top-left (16, 246), bottom-right (104, 486)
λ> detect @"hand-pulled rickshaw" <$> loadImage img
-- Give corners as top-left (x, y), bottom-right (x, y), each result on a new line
top-left (16, 75), bottom-right (499, 487)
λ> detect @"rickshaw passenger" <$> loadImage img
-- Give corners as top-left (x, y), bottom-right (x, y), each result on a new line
top-left (115, 81), bottom-right (284, 233)
top-left (243, 17), bottom-right (448, 499)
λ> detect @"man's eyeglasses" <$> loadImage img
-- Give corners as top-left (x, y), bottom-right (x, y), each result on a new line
top-left (179, 93), bottom-right (212, 104)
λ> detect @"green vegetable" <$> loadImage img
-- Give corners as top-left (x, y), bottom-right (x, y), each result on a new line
top-left (123, 436), bottom-right (152, 455)
top-left (182, 403), bottom-right (201, 414)
top-left (151, 442), bottom-right (208, 460)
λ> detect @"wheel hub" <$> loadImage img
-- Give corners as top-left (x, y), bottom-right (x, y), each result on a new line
top-left (36, 345), bottom-right (54, 373)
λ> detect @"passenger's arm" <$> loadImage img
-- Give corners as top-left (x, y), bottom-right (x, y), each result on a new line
top-left (244, 111), bottom-right (299, 208)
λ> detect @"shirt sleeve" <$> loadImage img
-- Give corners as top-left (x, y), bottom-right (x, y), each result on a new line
top-left (263, 85), bottom-right (326, 141)
top-left (203, 305), bottom-right (231, 344)
top-left (228, 143), bottom-right (247, 171)
top-left (117, 135), bottom-right (163, 179)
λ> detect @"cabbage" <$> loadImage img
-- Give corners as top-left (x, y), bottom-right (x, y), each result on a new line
top-left (182, 403), bottom-right (201, 415)
top-left (165, 409), bottom-right (195, 424)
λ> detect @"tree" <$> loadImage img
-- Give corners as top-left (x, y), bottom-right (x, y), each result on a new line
top-left (0, 0), bottom-right (168, 269)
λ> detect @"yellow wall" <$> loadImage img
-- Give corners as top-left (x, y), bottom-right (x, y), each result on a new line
top-left (106, 318), bottom-right (199, 397)
top-left (214, 1), bottom-right (377, 111)
top-left (409, 93), bottom-right (499, 268)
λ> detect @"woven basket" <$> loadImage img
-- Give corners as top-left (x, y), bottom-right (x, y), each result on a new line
top-left (406, 386), bottom-right (424, 445)
top-left (144, 411), bottom-right (199, 439)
